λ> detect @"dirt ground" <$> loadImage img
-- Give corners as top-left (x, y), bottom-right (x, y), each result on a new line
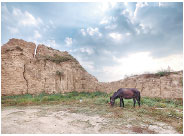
top-left (1, 104), bottom-right (179, 134)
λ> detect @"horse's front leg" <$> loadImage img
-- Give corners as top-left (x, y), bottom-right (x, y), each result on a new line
top-left (133, 98), bottom-right (136, 107)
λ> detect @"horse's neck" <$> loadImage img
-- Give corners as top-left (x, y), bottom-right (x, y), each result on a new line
top-left (113, 93), bottom-right (119, 99)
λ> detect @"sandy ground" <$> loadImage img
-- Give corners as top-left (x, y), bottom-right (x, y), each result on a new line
top-left (1, 104), bottom-right (179, 134)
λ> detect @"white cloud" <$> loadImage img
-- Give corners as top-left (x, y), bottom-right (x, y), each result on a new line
top-left (86, 27), bottom-right (102, 37)
top-left (125, 32), bottom-right (131, 36)
top-left (99, 2), bottom-right (117, 12)
top-left (12, 8), bottom-right (43, 27)
top-left (105, 24), bottom-right (117, 30)
top-left (124, 2), bottom-right (128, 6)
top-left (65, 37), bottom-right (73, 46)
top-left (109, 32), bottom-right (122, 40)
top-left (80, 29), bottom-right (86, 36)
top-left (100, 16), bottom-right (117, 25)
top-left (122, 9), bottom-right (130, 16)
top-left (121, 8), bottom-right (135, 24)
top-left (134, 2), bottom-right (148, 18)
top-left (100, 17), bottom-right (109, 25)
top-left (34, 30), bottom-right (42, 39)
top-left (7, 26), bottom-right (19, 34)
top-left (102, 52), bottom-right (183, 81)
top-left (135, 28), bottom-right (140, 35)
top-left (80, 47), bottom-right (94, 55)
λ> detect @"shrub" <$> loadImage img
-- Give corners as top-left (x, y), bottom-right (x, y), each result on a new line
top-left (44, 54), bottom-right (73, 64)
top-left (155, 70), bottom-right (170, 77)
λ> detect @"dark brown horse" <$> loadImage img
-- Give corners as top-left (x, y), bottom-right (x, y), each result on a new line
top-left (110, 88), bottom-right (141, 107)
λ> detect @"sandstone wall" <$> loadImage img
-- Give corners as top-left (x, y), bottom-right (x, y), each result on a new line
top-left (1, 39), bottom-right (183, 99)
top-left (97, 71), bottom-right (183, 99)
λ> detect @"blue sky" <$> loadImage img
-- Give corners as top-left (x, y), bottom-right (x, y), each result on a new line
top-left (1, 2), bottom-right (183, 82)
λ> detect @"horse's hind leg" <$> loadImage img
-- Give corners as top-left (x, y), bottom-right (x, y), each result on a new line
top-left (122, 98), bottom-right (124, 107)
top-left (120, 98), bottom-right (122, 107)
top-left (133, 98), bottom-right (136, 107)
top-left (136, 97), bottom-right (140, 107)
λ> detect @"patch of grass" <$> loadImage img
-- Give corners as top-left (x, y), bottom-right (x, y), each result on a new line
top-left (1, 91), bottom-right (110, 106)
top-left (155, 70), bottom-right (170, 77)
top-left (42, 54), bottom-right (74, 64)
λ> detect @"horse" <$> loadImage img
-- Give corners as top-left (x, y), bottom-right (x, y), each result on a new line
top-left (110, 88), bottom-right (141, 107)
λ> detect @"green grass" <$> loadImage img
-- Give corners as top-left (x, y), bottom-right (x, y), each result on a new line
top-left (1, 92), bottom-right (182, 108)
top-left (1, 91), bottom-right (110, 106)
top-left (155, 69), bottom-right (170, 77)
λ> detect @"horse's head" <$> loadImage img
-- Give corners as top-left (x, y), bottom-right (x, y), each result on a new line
top-left (110, 96), bottom-right (115, 106)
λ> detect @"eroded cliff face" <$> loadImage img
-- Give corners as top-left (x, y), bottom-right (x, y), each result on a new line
top-left (1, 39), bottom-right (98, 95)
top-left (1, 39), bottom-right (183, 99)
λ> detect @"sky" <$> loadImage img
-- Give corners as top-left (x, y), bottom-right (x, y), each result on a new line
top-left (1, 2), bottom-right (183, 82)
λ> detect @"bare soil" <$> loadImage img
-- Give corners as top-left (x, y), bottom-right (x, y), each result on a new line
top-left (1, 104), bottom-right (179, 134)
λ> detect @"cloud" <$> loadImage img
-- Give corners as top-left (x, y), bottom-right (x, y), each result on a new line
top-left (86, 27), bottom-right (102, 37)
top-left (125, 32), bottom-right (131, 36)
top-left (100, 16), bottom-right (117, 25)
top-left (109, 32), bottom-right (122, 40)
top-left (65, 37), bottom-right (73, 46)
top-left (34, 30), bottom-right (42, 39)
top-left (12, 8), bottom-right (43, 27)
top-left (134, 2), bottom-right (148, 18)
top-left (105, 24), bottom-right (117, 30)
top-left (99, 2), bottom-right (117, 12)
top-left (80, 27), bottom-right (102, 37)
top-left (80, 29), bottom-right (86, 36)
top-left (79, 47), bottom-right (94, 55)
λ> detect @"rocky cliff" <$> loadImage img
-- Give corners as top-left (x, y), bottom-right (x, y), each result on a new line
top-left (1, 39), bottom-right (183, 99)
top-left (1, 39), bottom-right (98, 95)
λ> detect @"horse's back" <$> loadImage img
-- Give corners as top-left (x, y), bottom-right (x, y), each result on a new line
top-left (117, 88), bottom-right (140, 98)
top-left (118, 88), bottom-right (140, 93)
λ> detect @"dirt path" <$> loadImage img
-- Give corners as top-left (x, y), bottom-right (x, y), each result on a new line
top-left (1, 105), bottom-right (178, 134)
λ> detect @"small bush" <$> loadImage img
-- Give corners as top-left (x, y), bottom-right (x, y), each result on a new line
top-left (155, 70), bottom-right (170, 77)
top-left (44, 54), bottom-right (73, 64)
